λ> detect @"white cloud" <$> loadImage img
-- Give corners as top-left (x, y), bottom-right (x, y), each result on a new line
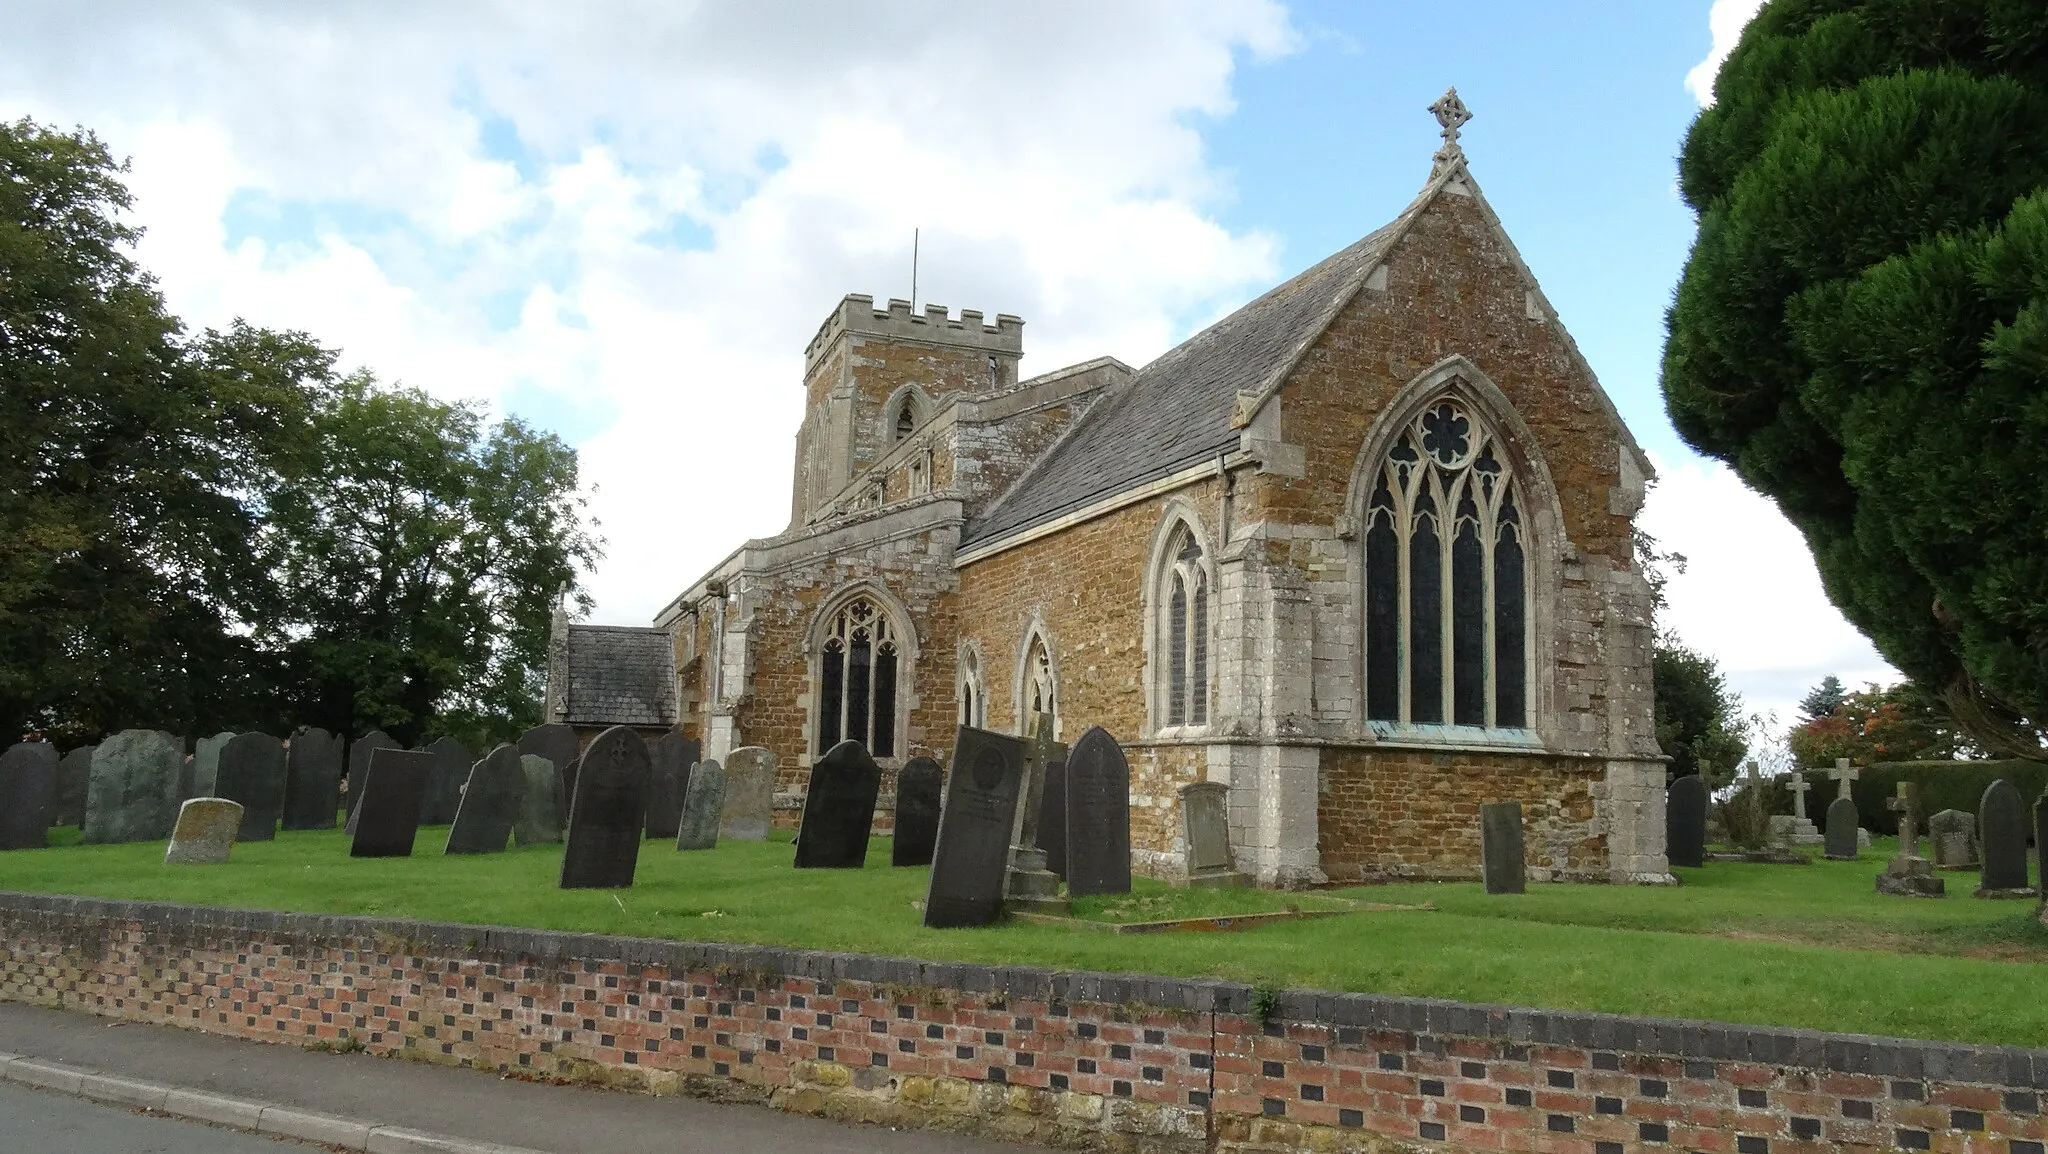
top-left (1686, 0), bottom-right (1766, 107)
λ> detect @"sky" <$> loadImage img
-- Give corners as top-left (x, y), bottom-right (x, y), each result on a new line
top-left (0, 0), bottom-right (1891, 739)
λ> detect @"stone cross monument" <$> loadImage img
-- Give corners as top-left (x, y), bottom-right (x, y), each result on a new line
top-left (1829, 757), bottom-right (1860, 801)
top-left (1877, 780), bottom-right (1944, 897)
top-left (1004, 715), bottom-right (1068, 916)
top-left (1786, 773), bottom-right (1812, 822)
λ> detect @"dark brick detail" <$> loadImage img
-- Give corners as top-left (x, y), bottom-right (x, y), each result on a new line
top-left (1896, 1130), bottom-right (1930, 1150)
top-left (1506, 1088), bottom-right (1533, 1107)
top-left (1640, 1122), bottom-right (1670, 1143)
top-left (1740, 1088), bottom-right (1767, 1108)
top-left (1460, 1104), bottom-right (1484, 1123)
top-left (1420, 1121), bottom-right (1445, 1141)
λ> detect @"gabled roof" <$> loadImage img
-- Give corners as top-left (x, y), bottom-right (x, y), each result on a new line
top-left (561, 624), bottom-right (675, 728)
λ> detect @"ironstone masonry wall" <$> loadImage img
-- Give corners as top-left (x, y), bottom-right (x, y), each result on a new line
top-left (2, 892), bottom-right (2044, 1154)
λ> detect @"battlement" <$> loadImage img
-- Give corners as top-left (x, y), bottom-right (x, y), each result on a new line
top-left (805, 293), bottom-right (1023, 369)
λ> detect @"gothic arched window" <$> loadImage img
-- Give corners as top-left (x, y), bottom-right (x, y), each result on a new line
top-left (958, 647), bottom-right (985, 728)
top-left (1022, 632), bottom-right (1057, 738)
top-left (1363, 396), bottom-right (1528, 729)
top-left (1160, 526), bottom-right (1210, 728)
top-left (817, 595), bottom-right (900, 757)
top-left (893, 402), bottom-right (915, 442)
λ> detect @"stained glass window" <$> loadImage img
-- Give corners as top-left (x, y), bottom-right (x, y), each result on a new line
top-left (817, 596), bottom-right (901, 756)
top-left (1159, 526), bottom-right (1210, 728)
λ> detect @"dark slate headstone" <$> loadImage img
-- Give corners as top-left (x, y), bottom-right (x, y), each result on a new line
top-left (446, 745), bottom-right (525, 854)
top-left (890, 757), bottom-right (942, 867)
top-left (515, 755), bottom-right (565, 847)
top-left (2036, 790), bottom-right (2048, 901)
top-left (281, 727), bottom-right (344, 830)
top-left (1665, 775), bottom-right (1706, 869)
top-left (795, 741), bottom-right (881, 869)
top-left (344, 731), bottom-right (400, 835)
top-left (1978, 778), bottom-right (2029, 893)
top-left (644, 733), bottom-right (697, 841)
top-left (53, 745), bottom-right (93, 827)
top-left (1824, 795), bottom-right (1860, 861)
top-left (350, 748), bottom-right (432, 858)
top-left (1064, 726), bottom-right (1133, 897)
top-left (420, 736), bottom-right (472, 826)
top-left (0, 742), bottom-right (58, 850)
top-left (516, 724), bottom-right (581, 821)
top-left (213, 732), bottom-right (285, 842)
top-left (83, 730), bottom-right (183, 844)
top-left (1480, 801), bottom-right (1526, 895)
top-left (923, 727), bottom-right (1027, 928)
top-left (675, 759), bottom-right (726, 852)
top-left (1036, 756), bottom-right (1068, 879)
top-left (560, 726), bottom-right (652, 889)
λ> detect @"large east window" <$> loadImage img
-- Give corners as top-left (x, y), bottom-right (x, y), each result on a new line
top-left (817, 595), bottom-right (899, 757)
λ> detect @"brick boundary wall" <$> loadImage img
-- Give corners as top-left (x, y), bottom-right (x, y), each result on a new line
top-left (1, 891), bottom-right (2044, 1154)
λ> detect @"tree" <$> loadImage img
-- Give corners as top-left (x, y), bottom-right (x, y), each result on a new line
top-left (1655, 640), bottom-right (1751, 786)
top-left (1798, 675), bottom-right (1847, 723)
top-left (1663, 1), bottom-right (2048, 760)
top-left (1787, 679), bottom-right (1972, 768)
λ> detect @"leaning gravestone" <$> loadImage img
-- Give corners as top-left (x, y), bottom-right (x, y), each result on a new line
top-left (561, 726), bottom-right (652, 889)
top-left (1665, 775), bottom-right (1706, 869)
top-left (1064, 726), bottom-right (1133, 898)
top-left (1978, 778), bottom-right (2031, 896)
top-left (514, 755), bottom-right (565, 847)
top-left (0, 742), bottom-right (58, 850)
top-left (515, 724), bottom-right (581, 820)
top-left (924, 727), bottom-right (1027, 928)
top-left (1181, 781), bottom-right (1240, 886)
top-left (420, 736), bottom-right (473, 826)
top-left (281, 727), bottom-right (344, 830)
top-left (674, 759), bottom-right (726, 851)
top-left (645, 733), bottom-right (697, 841)
top-left (890, 757), bottom-right (942, 867)
top-left (795, 741), bottom-right (881, 869)
top-left (165, 798), bottom-right (244, 865)
top-left (350, 748), bottom-right (432, 858)
top-left (720, 746), bottom-right (777, 842)
top-left (84, 730), bottom-right (183, 844)
top-left (1927, 808), bottom-right (1978, 870)
top-left (53, 745), bottom-right (93, 827)
top-left (1824, 795), bottom-right (1861, 860)
top-left (1480, 801), bottom-right (1526, 895)
top-left (213, 732), bottom-right (286, 842)
top-left (446, 745), bottom-right (525, 854)
top-left (191, 732), bottom-right (236, 798)
top-left (1036, 755), bottom-right (1069, 879)
top-left (344, 731), bottom-right (400, 835)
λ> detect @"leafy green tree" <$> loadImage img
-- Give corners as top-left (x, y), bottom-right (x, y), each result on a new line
top-left (1655, 640), bottom-right (1751, 786)
top-left (1798, 675), bottom-right (1847, 723)
top-left (1663, 1), bottom-right (2048, 760)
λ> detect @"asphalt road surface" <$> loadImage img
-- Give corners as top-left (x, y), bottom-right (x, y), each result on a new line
top-left (0, 1080), bottom-right (311, 1153)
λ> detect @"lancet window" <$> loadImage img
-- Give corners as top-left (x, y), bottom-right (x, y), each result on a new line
top-left (1160, 526), bottom-right (1210, 728)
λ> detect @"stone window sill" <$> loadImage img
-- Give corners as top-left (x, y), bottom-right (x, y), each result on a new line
top-left (1366, 722), bottom-right (1545, 752)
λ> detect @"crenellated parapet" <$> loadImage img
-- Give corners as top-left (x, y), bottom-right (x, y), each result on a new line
top-left (804, 294), bottom-right (1023, 374)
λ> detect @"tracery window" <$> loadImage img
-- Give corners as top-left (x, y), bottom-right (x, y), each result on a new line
top-left (1363, 396), bottom-right (1527, 729)
top-left (894, 402), bottom-right (915, 441)
top-left (958, 648), bottom-right (985, 728)
top-left (1160, 526), bottom-right (1210, 728)
top-left (817, 595), bottom-right (900, 757)
top-left (1023, 633), bottom-right (1057, 738)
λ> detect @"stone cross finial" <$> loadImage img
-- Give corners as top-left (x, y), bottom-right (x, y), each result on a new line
top-left (1888, 781), bottom-right (1921, 859)
top-left (1786, 772), bottom-right (1812, 821)
top-left (1429, 88), bottom-right (1473, 171)
top-left (1829, 757), bottom-right (1860, 801)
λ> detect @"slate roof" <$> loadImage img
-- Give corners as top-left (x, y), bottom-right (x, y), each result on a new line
top-left (961, 214), bottom-right (1407, 548)
top-left (561, 624), bottom-right (676, 728)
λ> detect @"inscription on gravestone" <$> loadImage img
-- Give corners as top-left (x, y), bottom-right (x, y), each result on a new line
top-left (282, 727), bottom-right (344, 831)
top-left (54, 745), bottom-right (93, 827)
top-left (345, 731), bottom-right (400, 835)
top-left (890, 757), bottom-right (942, 867)
top-left (514, 754), bottom-right (565, 847)
top-left (674, 759), bottom-right (726, 851)
top-left (0, 742), bottom-right (58, 850)
top-left (350, 749), bottom-right (432, 858)
top-left (795, 741), bottom-right (881, 869)
top-left (1978, 778), bottom-right (2030, 895)
top-left (446, 745), bottom-right (525, 854)
top-left (420, 736), bottom-right (472, 826)
top-left (644, 733), bottom-right (697, 841)
top-left (165, 798), bottom-right (244, 865)
top-left (923, 727), bottom-right (1026, 929)
top-left (515, 724), bottom-right (580, 822)
top-left (1824, 795), bottom-right (1860, 860)
top-left (1665, 775), bottom-right (1706, 869)
top-left (1036, 756), bottom-right (1068, 879)
top-left (84, 730), bottom-right (183, 845)
top-left (213, 732), bottom-right (285, 842)
top-left (1064, 727), bottom-right (1132, 898)
top-left (561, 726), bottom-right (652, 889)
top-left (719, 747), bottom-right (776, 842)
top-left (1480, 801), bottom-right (1526, 895)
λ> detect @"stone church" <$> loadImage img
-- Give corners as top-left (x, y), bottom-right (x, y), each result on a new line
top-left (554, 94), bottom-right (1672, 887)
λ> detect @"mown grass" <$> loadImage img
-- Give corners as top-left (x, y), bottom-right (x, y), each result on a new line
top-left (3, 828), bottom-right (2044, 1047)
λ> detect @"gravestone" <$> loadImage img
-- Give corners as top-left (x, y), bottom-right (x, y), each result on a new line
top-left (1005, 718), bottom-right (1068, 913)
top-left (212, 731), bottom-right (285, 842)
top-left (795, 740), bottom-right (881, 869)
top-left (514, 755), bottom-right (565, 847)
top-left (0, 742), bottom-right (58, 850)
top-left (446, 745), bottom-right (524, 854)
top-left (1876, 781), bottom-right (1944, 897)
top-left (2037, 789), bottom-right (2048, 908)
top-left (720, 747), bottom-right (777, 842)
top-left (420, 736), bottom-right (473, 825)
top-left (281, 727), bottom-right (344, 830)
top-left (1064, 726), bottom-right (1133, 898)
top-left (1829, 758), bottom-right (1860, 801)
top-left (561, 726), bottom-right (652, 889)
top-left (164, 798), bottom-right (244, 865)
top-left (1036, 756), bottom-right (1068, 879)
top-left (344, 731), bottom-right (400, 835)
top-left (515, 724), bottom-right (581, 821)
top-left (890, 757), bottom-right (942, 867)
top-left (1978, 778), bottom-right (2031, 896)
top-left (1480, 801), bottom-right (1526, 895)
top-left (1180, 781), bottom-right (1241, 887)
top-left (349, 748), bottom-right (432, 858)
top-left (191, 732), bottom-right (236, 797)
top-left (1927, 809), bottom-right (1978, 870)
top-left (1824, 795), bottom-right (1861, 860)
top-left (675, 759), bottom-right (726, 851)
top-left (644, 733), bottom-right (697, 841)
top-left (923, 727), bottom-right (1027, 928)
top-left (53, 745), bottom-right (93, 827)
top-left (1781, 772), bottom-right (1822, 845)
top-left (84, 730), bottom-right (183, 844)
top-left (1665, 775), bottom-right (1706, 869)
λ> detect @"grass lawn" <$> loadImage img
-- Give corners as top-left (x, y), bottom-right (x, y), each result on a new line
top-left (2, 829), bottom-right (2044, 1048)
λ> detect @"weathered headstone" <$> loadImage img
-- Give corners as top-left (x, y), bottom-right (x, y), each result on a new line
top-left (281, 727), bottom-right (344, 830)
top-left (1927, 808), bottom-right (1978, 870)
top-left (515, 755), bottom-right (566, 847)
top-left (213, 732), bottom-right (286, 842)
top-left (53, 745), bottom-right (93, 827)
top-left (446, 745), bottom-right (524, 854)
top-left (1005, 717), bottom-right (1068, 913)
top-left (420, 735), bottom-right (472, 825)
top-left (644, 733), bottom-right (697, 841)
top-left (561, 726), bottom-right (652, 889)
top-left (1824, 795), bottom-right (1861, 860)
top-left (165, 798), bottom-right (244, 865)
top-left (83, 730), bottom-right (183, 844)
top-left (350, 748), bottom-right (432, 858)
top-left (1036, 755), bottom-right (1068, 879)
top-left (1780, 772), bottom-right (1822, 845)
top-left (924, 727), bottom-right (1027, 928)
top-left (1876, 781), bottom-right (1944, 897)
top-left (1480, 801), bottom-right (1526, 894)
top-left (1978, 778), bottom-right (2031, 896)
top-left (0, 742), bottom-right (58, 850)
top-left (191, 732), bottom-right (236, 798)
top-left (674, 759), bottom-right (726, 851)
top-left (1180, 780), bottom-right (1241, 887)
top-left (515, 724), bottom-right (581, 821)
top-left (794, 740), bottom-right (881, 869)
top-left (344, 731), bottom-right (400, 835)
top-left (1665, 775), bottom-right (1706, 869)
top-left (1064, 726), bottom-right (1133, 897)
top-left (719, 746), bottom-right (777, 842)
top-left (1829, 757), bottom-right (1861, 801)
top-left (890, 757), bottom-right (942, 867)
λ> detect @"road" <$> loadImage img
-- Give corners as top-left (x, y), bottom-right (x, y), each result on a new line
top-left (0, 1080), bottom-right (312, 1153)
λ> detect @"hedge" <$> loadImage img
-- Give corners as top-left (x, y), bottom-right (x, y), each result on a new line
top-left (1768, 760), bottom-right (2048, 836)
